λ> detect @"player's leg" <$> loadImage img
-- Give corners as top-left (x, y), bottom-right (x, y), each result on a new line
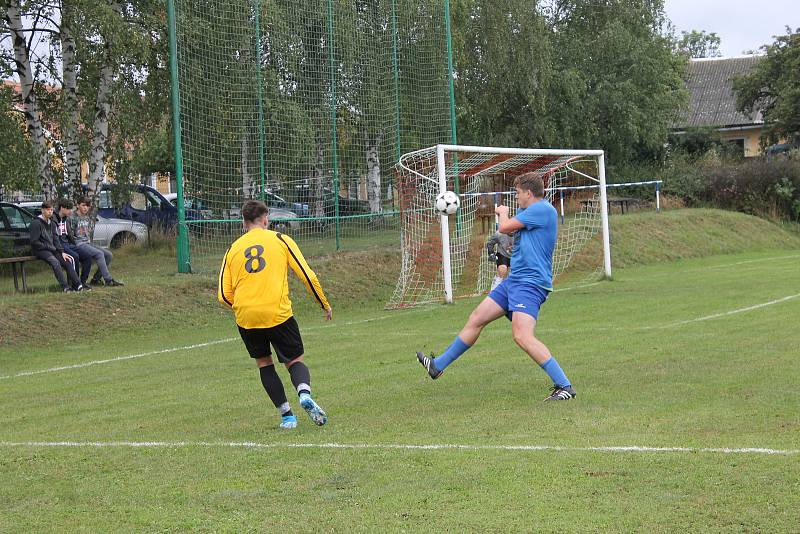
top-left (491, 257), bottom-right (510, 291)
top-left (34, 250), bottom-right (69, 290)
top-left (238, 326), bottom-right (296, 428)
top-left (417, 294), bottom-right (506, 379)
top-left (273, 318), bottom-right (327, 426)
top-left (508, 286), bottom-right (575, 401)
top-left (59, 250), bottom-right (83, 289)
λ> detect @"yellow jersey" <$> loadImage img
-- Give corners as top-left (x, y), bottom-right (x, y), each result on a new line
top-left (217, 228), bottom-right (330, 328)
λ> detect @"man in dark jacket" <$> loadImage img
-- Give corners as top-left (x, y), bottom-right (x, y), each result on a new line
top-left (53, 199), bottom-right (89, 282)
top-left (29, 201), bottom-right (84, 292)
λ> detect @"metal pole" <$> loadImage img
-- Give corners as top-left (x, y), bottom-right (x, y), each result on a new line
top-left (598, 153), bottom-right (612, 279)
top-left (559, 189), bottom-right (565, 224)
top-left (437, 144), bottom-right (453, 303)
top-left (166, 0), bottom-right (190, 273)
top-left (656, 181), bottom-right (661, 212)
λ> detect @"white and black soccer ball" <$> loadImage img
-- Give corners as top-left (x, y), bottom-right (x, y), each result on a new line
top-left (435, 190), bottom-right (460, 216)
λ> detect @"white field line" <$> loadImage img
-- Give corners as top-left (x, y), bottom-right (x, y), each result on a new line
top-left (2, 254), bottom-right (796, 380)
top-left (0, 338), bottom-right (238, 380)
top-left (0, 440), bottom-right (796, 456)
top-left (0, 312), bottom-right (431, 381)
top-left (651, 293), bottom-right (800, 329)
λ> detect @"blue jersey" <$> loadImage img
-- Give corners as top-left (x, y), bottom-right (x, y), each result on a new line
top-left (507, 199), bottom-right (557, 291)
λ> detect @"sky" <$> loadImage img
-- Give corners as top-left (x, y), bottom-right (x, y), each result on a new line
top-left (664, 0), bottom-right (800, 57)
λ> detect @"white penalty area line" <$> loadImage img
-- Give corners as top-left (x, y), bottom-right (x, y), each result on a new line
top-left (0, 338), bottom-right (238, 381)
top-left (0, 441), bottom-right (796, 456)
top-left (653, 293), bottom-right (800, 329)
top-left (0, 311), bottom-right (432, 381)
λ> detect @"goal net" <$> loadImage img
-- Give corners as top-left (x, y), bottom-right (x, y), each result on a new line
top-left (386, 145), bottom-right (611, 309)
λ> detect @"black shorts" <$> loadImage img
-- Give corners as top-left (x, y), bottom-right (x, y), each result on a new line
top-left (496, 255), bottom-right (511, 268)
top-left (237, 316), bottom-right (304, 362)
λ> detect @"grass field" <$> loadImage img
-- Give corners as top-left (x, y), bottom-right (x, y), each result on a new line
top-left (1, 209), bottom-right (799, 531)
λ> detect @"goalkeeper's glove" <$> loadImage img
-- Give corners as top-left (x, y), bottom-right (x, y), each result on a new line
top-left (488, 253), bottom-right (497, 262)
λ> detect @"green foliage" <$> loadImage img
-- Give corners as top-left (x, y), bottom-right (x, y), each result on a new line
top-left (675, 29), bottom-right (722, 58)
top-left (733, 28), bottom-right (800, 145)
top-left (659, 151), bottom-right (800, 221)
top-left (454, 0), bottom-right (687, 164)
top-left (0, 87), bottom-right (38, 192)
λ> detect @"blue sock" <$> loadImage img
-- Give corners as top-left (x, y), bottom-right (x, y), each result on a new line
top-left (433, 336), bottom-right (471, 370)
top-left (540, 357), bottom-right (571, 388)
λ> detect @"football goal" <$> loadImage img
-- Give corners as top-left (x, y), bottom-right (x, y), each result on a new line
top-left (386, 144), bottom-right (611, 309)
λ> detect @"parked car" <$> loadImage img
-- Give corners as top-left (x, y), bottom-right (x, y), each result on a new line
top-left (95, 184), bottom-right (180, 228)
top-left (226, 204), bottom-right (300, 232)
top-left (164, 193), bottom-right (214, 220)
top-left (13, 202), bottom-right (148, 249)
top-left (0, 202), bottom-right (34, 256)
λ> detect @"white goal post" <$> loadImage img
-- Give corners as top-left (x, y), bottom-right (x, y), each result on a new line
top-left (387, 144), bottom-right (611, 309)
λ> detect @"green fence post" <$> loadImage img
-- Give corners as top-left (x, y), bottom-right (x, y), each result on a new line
top-left (167, 0), bottom-right (190, 273)
top-left (254, 0), bottom-right (267, 200)
top-left (327, 0), bottom-right (340, 250)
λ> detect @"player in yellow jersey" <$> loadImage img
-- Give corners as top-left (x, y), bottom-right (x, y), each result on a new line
top-left (218, 200), bottom-right (332, 428)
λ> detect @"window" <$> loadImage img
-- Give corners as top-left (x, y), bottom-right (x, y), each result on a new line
top-left (145, 190), bottom-right (163, 209)
top-left (98, 191), bottom-right (113, 209)
top-left (1, 206), bottom-right (31, 230)
top-left (130, 191), bottom-right (148, 211)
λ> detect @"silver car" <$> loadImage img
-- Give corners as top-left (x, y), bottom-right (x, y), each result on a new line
top-left (16, 202), bottom-right (149, 249)
top-left (91, 216), bottom-right (149, 248)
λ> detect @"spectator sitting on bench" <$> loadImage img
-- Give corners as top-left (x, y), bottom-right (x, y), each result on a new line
top-left (29, 201), bottom-right (85, 292)
top-left (70, 197), bottom-right (123, 287)
top-left (53, 199), bottom-right (89, 287)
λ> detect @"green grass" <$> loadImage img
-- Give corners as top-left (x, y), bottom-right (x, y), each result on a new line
top-left (1, 209), bottom-right (799, 531)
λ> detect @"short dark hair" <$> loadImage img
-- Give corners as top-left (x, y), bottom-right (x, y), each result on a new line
top-left (77, 196), bottom-right (91, 206)
top-left (242, 200), bottom-right (268, 223)
top-left (515, 172), bottom-right (545, 198)
top-left (57, 198), bottom-right (74, 210)
top-left (41, 201), bottom-right (53, 209)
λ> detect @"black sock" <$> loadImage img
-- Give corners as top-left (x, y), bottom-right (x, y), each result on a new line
top-left (259, 365), bottom-right (288, 408)
top-left (287, 361), bottom-right (311, 396)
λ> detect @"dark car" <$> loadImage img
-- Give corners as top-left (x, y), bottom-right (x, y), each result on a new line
top-left (96, 184), bottom-right (180, 228)
top-left (0, 202), bottom-right (35, 257)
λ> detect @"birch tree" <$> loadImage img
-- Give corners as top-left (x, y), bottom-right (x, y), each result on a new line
top-left (0, 0), bottom-right (169, 205)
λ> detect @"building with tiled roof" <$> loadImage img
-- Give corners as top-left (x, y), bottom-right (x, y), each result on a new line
top-left (673, 55), bottom-right (764, 157)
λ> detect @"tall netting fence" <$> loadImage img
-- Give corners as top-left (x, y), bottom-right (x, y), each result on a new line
top-left (171, 0), bottom-right (454, 272)
top-left (387, 146), bottom-right (607, 309)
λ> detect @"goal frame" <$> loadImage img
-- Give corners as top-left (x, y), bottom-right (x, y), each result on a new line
top-left (430, 144), bottom-right (611, 303)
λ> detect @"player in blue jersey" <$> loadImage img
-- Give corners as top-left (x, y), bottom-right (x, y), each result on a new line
top-left (416, 171), bottom-right (576, 401)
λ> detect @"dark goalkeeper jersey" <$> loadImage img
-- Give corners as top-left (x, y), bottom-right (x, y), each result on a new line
top-left (218, 228), bottom-right (330, 329)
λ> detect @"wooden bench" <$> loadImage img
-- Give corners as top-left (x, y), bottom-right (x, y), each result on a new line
top-left (0, 255), bottom-right (37, 292)
top-left (580, 197), bottom-right (641, 215)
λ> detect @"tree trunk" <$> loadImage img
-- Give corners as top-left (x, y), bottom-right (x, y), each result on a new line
top-left (86, 0), bottom-right (124, 202)
top-left (365, 131), bottom-right (383, 213)
top-left (87, 43), bottom-right (115, 198)
top-left (61, 6), bottom-right (81, 197)
top-left (5, 0), bottom-right (54, 199)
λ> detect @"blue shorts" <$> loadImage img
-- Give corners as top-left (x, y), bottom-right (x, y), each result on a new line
top-left (488, 280), bottom-right (550, 320)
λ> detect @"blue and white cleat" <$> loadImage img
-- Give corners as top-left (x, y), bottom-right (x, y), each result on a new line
top-left (299, 394), bottom-right (328, 426)
top-left (279, 414), bottom-right (298, 429)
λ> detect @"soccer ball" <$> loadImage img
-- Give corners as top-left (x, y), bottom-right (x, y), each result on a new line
top-left (435, 191), bottom-right (460, 215)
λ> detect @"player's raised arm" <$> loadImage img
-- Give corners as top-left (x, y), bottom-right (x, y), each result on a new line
top-left (277, 234), bottom-right (331, 314)
top-left (217, 247), bottom-right (234, 309)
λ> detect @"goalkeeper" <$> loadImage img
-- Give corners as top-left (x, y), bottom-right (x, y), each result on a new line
top-left (218, 200), bottom-right (333, 429)
top-left (417, 172), bottom-right (576, 401)
top-left (486, 229), bottom-right (513, 291)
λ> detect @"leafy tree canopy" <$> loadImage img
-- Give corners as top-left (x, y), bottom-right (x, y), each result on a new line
top-left (733, 28), bottom-right (800, 146)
